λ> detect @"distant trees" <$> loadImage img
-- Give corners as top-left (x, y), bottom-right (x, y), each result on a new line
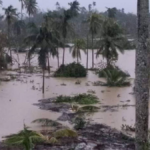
top-left (0, 0), bottom-right (132, 73)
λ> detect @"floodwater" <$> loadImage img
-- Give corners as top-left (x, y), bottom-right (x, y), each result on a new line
top-left (0, 48), bottom-right (136, 140)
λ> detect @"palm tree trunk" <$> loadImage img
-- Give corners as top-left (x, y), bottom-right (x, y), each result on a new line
top-left (86, 35), bottom-right (89, 69)
top-left (28, 13), bottom-right (31, 70)
top-left (92, 33), bottom-right (94, 69)
top-left (57, 47), bottom-right (59, 68)
top-left (62, 38), bottom-right (65, 65)
top-left (77, 54), bottom-right (79, 63)
top-left (21, 3), bottom-right (23, 21)
top-left (7, 23), bottom-right (12, 65)
top-left (42, 69), bottom-right (45, 94)
top-left (47, 53), bottom-right (50, 74)
top-left (135, 0), bottom-right (149, 150)
top-left (106, 58), bottom-right (111, 68)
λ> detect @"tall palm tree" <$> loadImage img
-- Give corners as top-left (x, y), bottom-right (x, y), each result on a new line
top-left (70, 39), bottom-right (86, 63)
top-left (58, 1), bottom-right (79, 65)
top-left (4, 125), bottom-right (45, 150)
top-left (24, 0), bottom-right (38, 21)
top-left (96, 19), bottom-right (124, 68)
top-left (135, 0), bottom-right (149, 150)
top-left (19, 0), bottom-right (25, 20)
top-left (88, 12), bottom-right (101, 68)
top-left (59, 9), bottom-right (70, 65)
top-left (3, 5), bottom-right (18, 61)
top-left (43, 12), bottom-right (63, 69)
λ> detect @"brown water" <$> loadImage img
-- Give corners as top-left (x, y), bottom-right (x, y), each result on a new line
top-left (0, 49), bottom-right (136, 140)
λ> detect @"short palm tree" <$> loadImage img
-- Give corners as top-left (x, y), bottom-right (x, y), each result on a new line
top-left (24, 0), bottom-right (38, 21)
top-left (88, 12), bottom-right (101, 68)
top-left (3, 5), bottom-right (18, 61)
top-left (4, 125), bottom-right (45, 150)
top-left (96, 19), bottom-right (124, 68)
top-left (70, 39), bottom-right (86, 63)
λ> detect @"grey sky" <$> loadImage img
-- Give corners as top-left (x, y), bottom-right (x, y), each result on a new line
top-left (2, 0), bottom-right (137, 14)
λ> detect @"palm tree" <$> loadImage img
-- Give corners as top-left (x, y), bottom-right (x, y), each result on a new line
top-left (4, 125), bottom-right (45, 150)
top-left (27, 26), bottom-right (59, 93)
top-left (70, 39), bottom-right (86, 63)
top-left (24, 0), bottom-right (38, 21)
top-left (19, 0), bottom-right (25, 20)
top-left (58, 1), bottom-right (79, 65)
top-left (135, 0), bottom-right (149, 150)
top-left (3, 5), bottom-right (18, 61)
top-left (43, 12), bottom-right (63, 69)
top-left (96, 19), bottom-right (124, 68)
top-left (88, 12), bottom-right (101, 68)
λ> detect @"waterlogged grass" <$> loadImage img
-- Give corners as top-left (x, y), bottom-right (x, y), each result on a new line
top-left (55, 94), bottom-right (99, 105)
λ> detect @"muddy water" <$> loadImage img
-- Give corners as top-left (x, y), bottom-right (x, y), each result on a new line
top-left (0, 49), bottom-right (136, 140)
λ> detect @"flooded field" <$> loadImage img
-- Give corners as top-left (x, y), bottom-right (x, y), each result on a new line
top-left (0, 48), bottom-right (136, 140)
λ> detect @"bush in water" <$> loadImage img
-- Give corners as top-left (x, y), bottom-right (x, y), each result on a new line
top-left (54, 62), bottom-right (87, 77)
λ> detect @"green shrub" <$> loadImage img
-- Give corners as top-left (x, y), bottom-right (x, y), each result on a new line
top-left (55, 94), bottom-right (99, 105)
top-left (97, 65), bottom-right (130, 78)
top-left (104, 69), bottom-right (131, 87)
top-left (54, 62), bottom-right (87, 77)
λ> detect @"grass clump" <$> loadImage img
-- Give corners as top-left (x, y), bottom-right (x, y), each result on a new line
top-left (97, 65), bottom-right (130, 78)
top-left (54, 129), bottom-right (77, 138)
top-left (54, 62), bottom-right (87, 77)
top-left (55, 94), bottom-right (99, 105)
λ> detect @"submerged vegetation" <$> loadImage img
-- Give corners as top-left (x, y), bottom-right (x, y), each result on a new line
top-left (4, 125), bottom-right (45, 150)
top-left (55, 94), bottom-right (99, 105)
top-left (97, 65), bottom-right (130, 78)
top-left (54, 62), bottom-right (87, 77)
top-left (104, 69), bottom-right (131, 87)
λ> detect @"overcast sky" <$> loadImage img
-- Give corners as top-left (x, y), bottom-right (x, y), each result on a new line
top-left (2, 0), bottom-right (137, 14)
